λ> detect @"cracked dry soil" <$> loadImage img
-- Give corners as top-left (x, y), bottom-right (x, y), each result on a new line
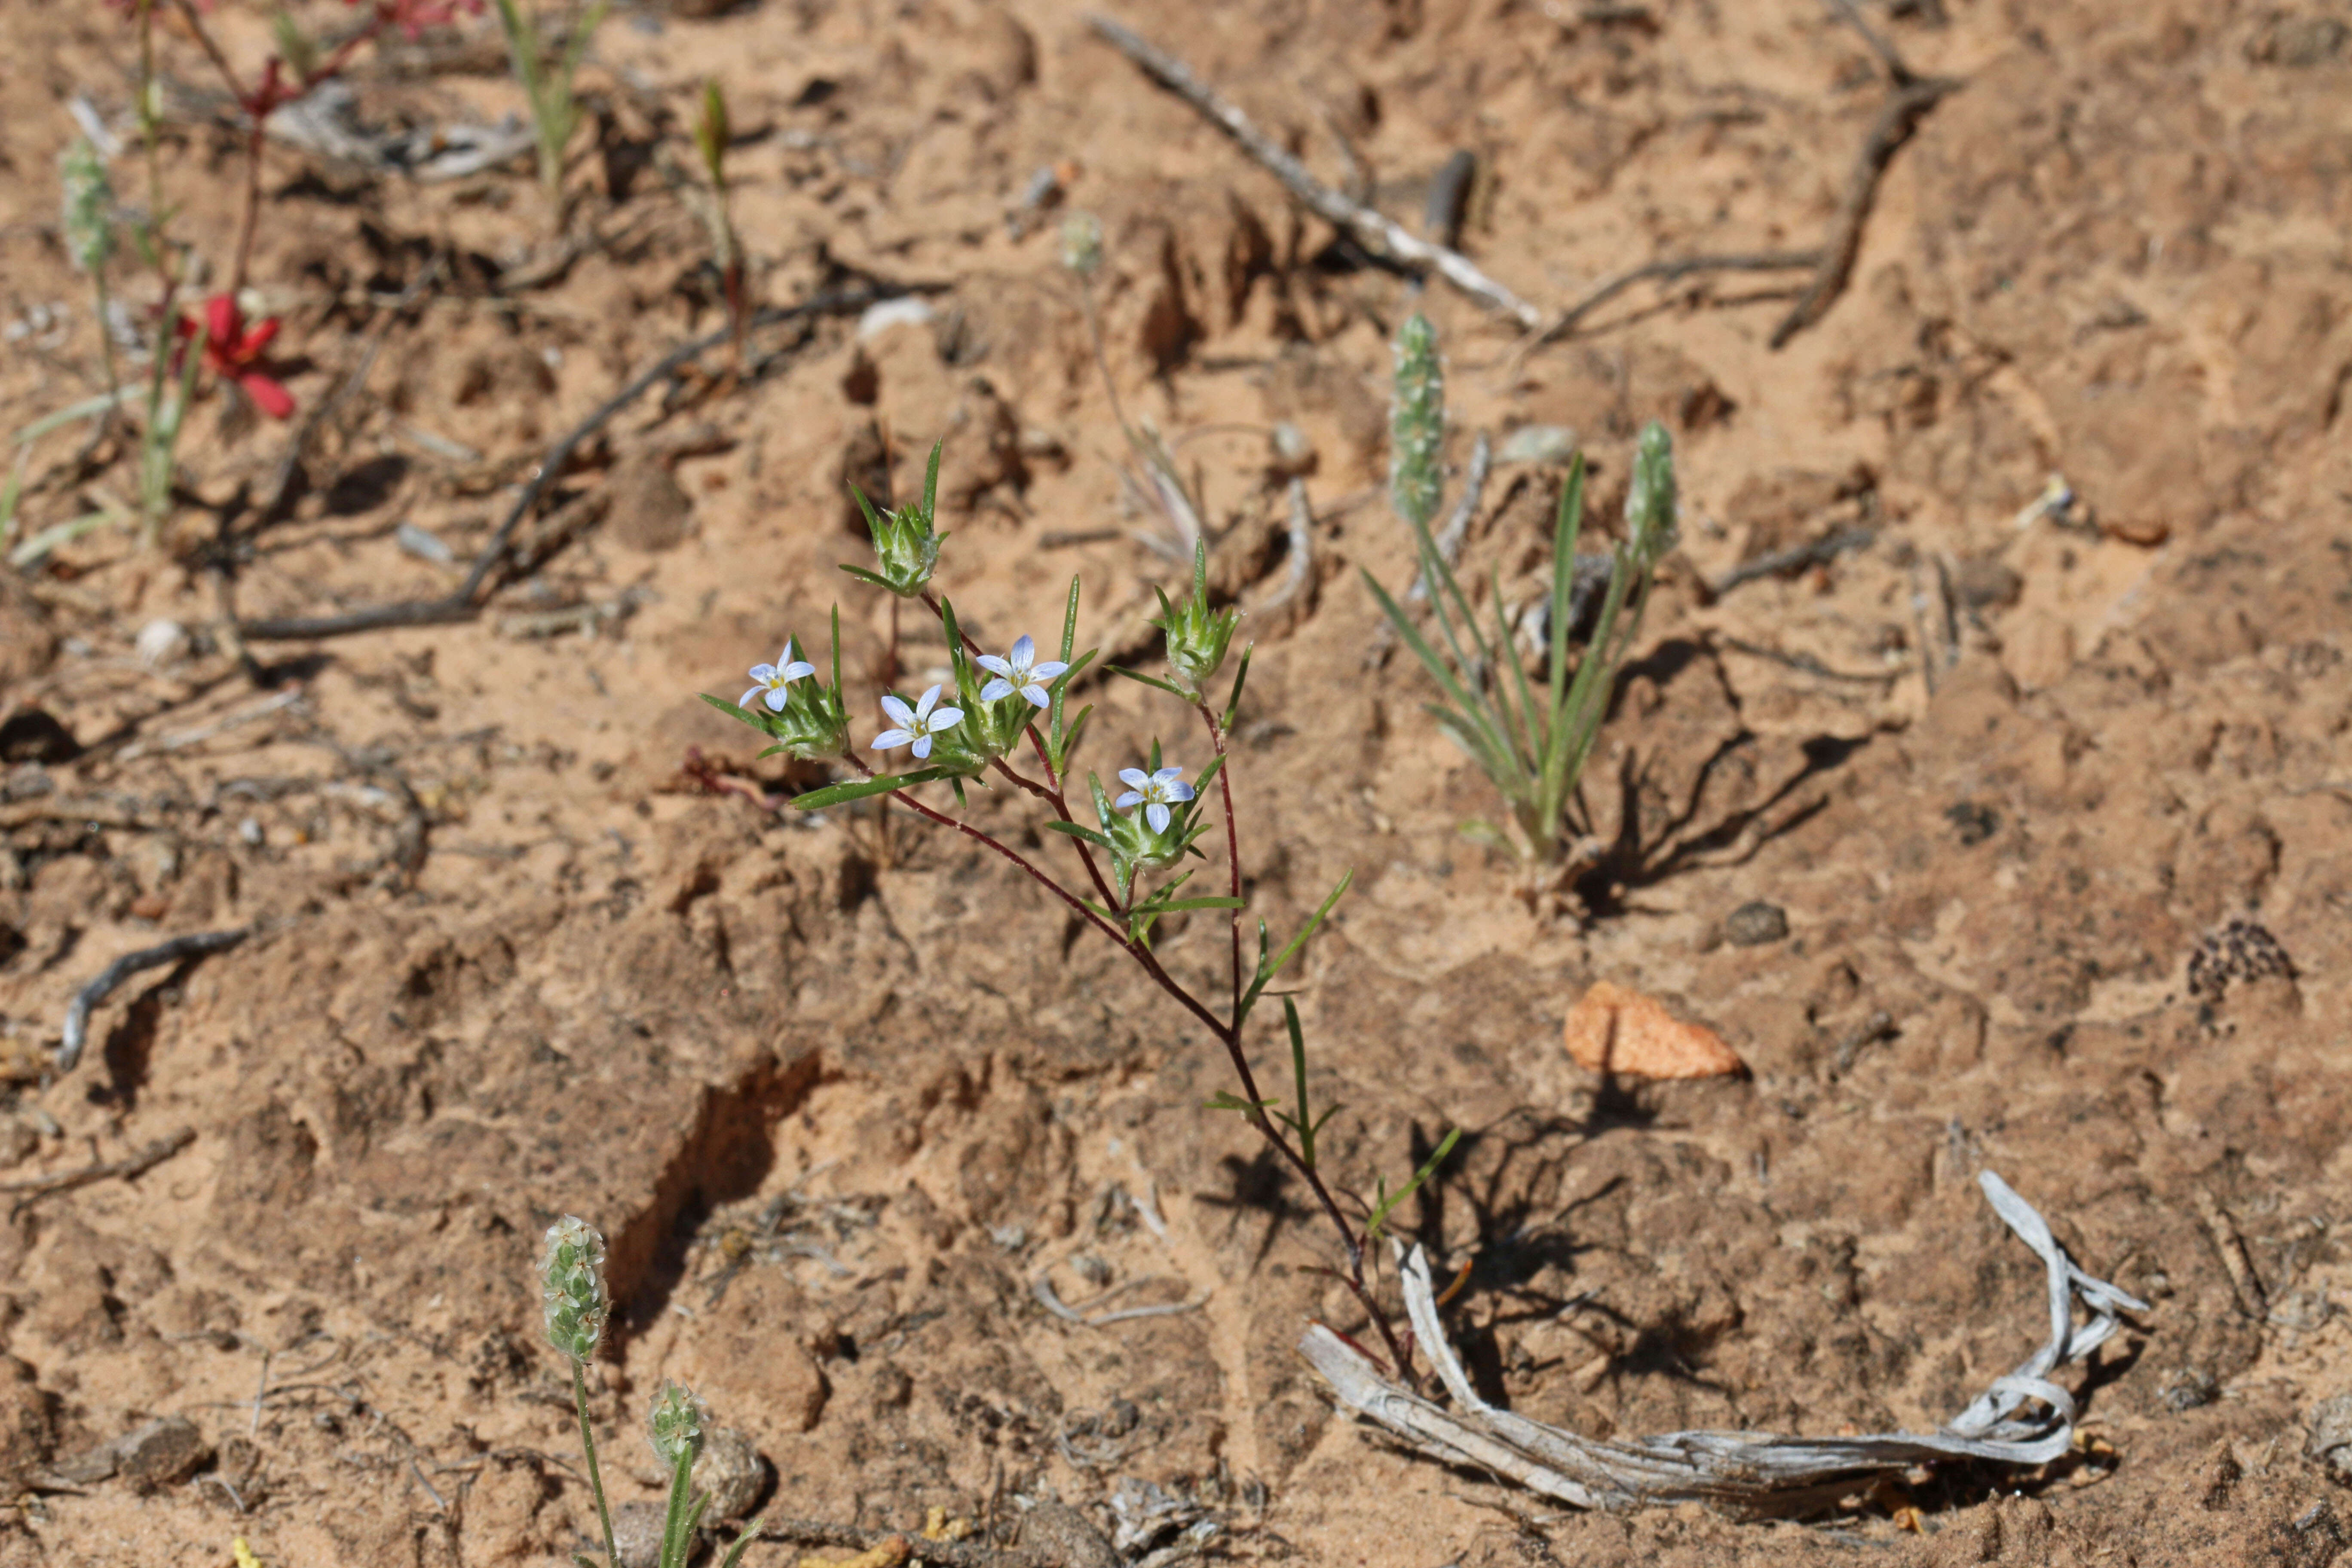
top-left (3, 0), bottom-right (2352, 1564)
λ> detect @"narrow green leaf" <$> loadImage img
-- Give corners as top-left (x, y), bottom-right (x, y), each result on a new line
top-left (1044, 820), bottom-right (1114, 850)
top-left (1365, 1125), bottom-right (1463, 1243)
top-left (11, 389), bottom-right (132, 447)
top-left (717, 1519), bottom-right (764, 1568)
top-left (838, 564), bottom-right (895, 590)
top-left (1237, 867), bottom-right (1352, 1029)
top-left (1108, 665), bottom-right (1189, 698)
top-left (1222, 643), bottom-right (1254, 730)
top-left (790, 769), bottom-right (945, 811)
top-left (1147, 896), bottom-right (1246, 913)
top-left (698, 692), bottom-right (767, 729)
top-left (1059, 574), bottom-right (1082, 662)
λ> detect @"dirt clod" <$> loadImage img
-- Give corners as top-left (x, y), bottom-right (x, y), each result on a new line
top-left (1720, 900), bottom-right (1788, 947)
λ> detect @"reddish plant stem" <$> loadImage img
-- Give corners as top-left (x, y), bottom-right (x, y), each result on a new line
top-left (170, 0), bottom-right (392, 301)
top-left (1197, 699), bottom-right (1245, 1026)
top-left (887, 594), bottom-right (1414, 1377)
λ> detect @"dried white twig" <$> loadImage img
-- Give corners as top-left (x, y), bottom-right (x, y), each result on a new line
top-left (1414, 430), bottom-right (1492, 607)
top-left (1088, 17), bottom-right (1543, 329)
top-left (1033, 1272), bottom-right (1206, 1329)
top-left (1302, 1171), bottom-right (2146, 1513)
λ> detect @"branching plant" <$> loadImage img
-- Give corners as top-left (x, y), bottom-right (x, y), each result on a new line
top-left (1366, 312), bottom-right (1679, 873)
top-left (540, 1217), bottom-right (761, 1568)
top-left (492, 0), bottom-right (611, 232)
top-left (701, 446), bottom-right (1457, 1378)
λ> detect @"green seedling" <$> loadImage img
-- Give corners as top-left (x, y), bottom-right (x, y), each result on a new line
top-left (492, 0), bottom-right (610, 231)
top-left (1367, 311), bottom-right (1678, 871)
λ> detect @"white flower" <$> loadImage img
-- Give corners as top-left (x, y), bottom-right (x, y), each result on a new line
top-left (1115, 765), bottom-right (1195, 835)
top-left (740, 641), bottom-right (817, 713)
top-left (976, 634), bottom-right (1070, 709)
top-left (873, 685), bottom-right (964, 760)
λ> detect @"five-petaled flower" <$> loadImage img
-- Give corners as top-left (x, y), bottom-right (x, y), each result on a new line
top-left (976, 635), bottom-right (1069, 709)
top-left (1116, 766), bottom-right (1195, 835)
top-left (740, 642), bottom-right (816, 713)
top-left (873, 686), bottom-right (963, 761)
top-left (178, 294), bottom-right (295, 420)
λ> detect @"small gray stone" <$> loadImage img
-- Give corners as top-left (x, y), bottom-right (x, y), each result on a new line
top-left (692, 1426), bottom-right (766, 1521)
top-left (1950, 557), bottom-right (2023, 610)
top-left (2308, 1393), bottom-right (2352, 1479)
top-left (1722, 900), bottom-right (1789, 947)
top-left (608, 457), bottom-right (694, 553)
top-left (611, 1500), bottom-right (665, 1568)
top-left (1496, 424), bottom-right (1578, 467)
top-left (116, 1415), bottom-right (211, 1487)
top-left (1020, 1502), bottom-right (1118, 1568)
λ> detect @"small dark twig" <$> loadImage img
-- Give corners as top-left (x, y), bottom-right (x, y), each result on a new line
top-left (239, 287), bottom-right (903, 642)
top-left (1540, 251), bottom-right (1822, 345)
top-left (1825, 0), bottom-right (1916, 86)
top-left (56, 929), bottom-right (249, 1073)
top-left (1, 1128), bottom-right (196, 1215)
top-left (1087, 15), bottom-right (1543, 328)
top-left (1714, 634), bottom-right (1902, 686)
top-left (1767, 77), bottom-right (1959, 349)
top-left (1705, 524), bottom-right (1876, 598)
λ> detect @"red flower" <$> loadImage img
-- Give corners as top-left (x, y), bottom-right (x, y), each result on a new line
top-left (355, 0), bottom-right (485, 41)
top-left (179, 295), bottom-right (296, 420)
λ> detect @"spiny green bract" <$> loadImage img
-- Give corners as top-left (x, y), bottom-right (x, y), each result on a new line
top-left (1151, 539), bottom-right (1239, 695)
top-left (843, 441), bottom-right (946, 598)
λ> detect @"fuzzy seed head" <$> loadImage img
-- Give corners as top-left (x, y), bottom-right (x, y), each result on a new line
top-left (1060, 213), bottom-right (1104, 278)
top-left (1389, 312), bottom-right (1446, 527)
top-left (1624, 420), bottom-right (1678, 564)
top-left (647, 1381), bottom-right (705, 1467)
top-left (60, 140), bottom-right (115, 276)
top-left (539, 1215), bottom-right (609, 1362)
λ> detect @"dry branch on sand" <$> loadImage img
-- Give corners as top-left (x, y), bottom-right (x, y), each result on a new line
top-left (1088, 16), bottom-right (1544, 329)
top-left (1303, 1171), bottom-right (2145, 1513)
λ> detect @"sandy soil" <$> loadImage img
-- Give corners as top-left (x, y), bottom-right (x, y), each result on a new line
top-left (2, 0), bottom-right (2350, 1563)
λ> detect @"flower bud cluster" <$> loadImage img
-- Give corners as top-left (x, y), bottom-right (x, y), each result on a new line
top-left (539, 1215), bottom-right (609, 1363)
top-left (60, 140), bottom-right (114, 276)
top-left (1624, 420), bottom-right (1679, 567)
top-left (1388, 312), bottom-right (1445, 528)
top-left (647, 1381), bottom-right (705, 1467)
top-left (844, 443), bottom-right (945, 599)
top-left (1151, 542), bottom-right (1240, 695)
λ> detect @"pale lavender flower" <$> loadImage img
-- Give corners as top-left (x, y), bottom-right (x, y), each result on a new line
top-left (1115, 765), bottom-right (1195, 835)
top-left (873, 685), bottom-right (964, 760)
top-left (740, 641), bottom-right (816, 712)
top-left (976, 634), bottom-right (1070, 709)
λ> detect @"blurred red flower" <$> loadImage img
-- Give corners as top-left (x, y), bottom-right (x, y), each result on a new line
top-left (179, 294), bottom-right (296, 420)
